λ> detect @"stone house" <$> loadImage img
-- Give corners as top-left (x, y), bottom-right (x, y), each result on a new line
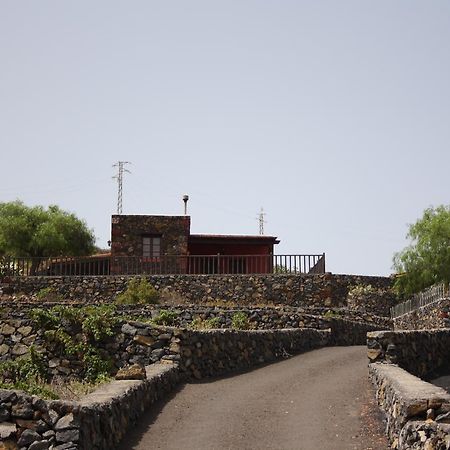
top-left (110, 214), bottom-right (280, 275)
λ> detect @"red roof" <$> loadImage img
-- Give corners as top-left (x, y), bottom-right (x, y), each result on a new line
top-left (189, 234), bottom-right (280, 244)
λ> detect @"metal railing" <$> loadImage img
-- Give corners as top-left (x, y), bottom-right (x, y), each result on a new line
top-left (0, 253), bottom-right (325, 277)
top-left (390, 283), bottom-right (450, 319)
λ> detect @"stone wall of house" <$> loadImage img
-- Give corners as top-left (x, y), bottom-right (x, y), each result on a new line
top-left (0, 363), bottom-right (181, 450)
top-left (1, 273), bottom-right (395, 315)
top-left (369, 363), bottom-right (450, 449)
top-left (367, 329), bottom-right (450, 380)
top-left (110, 215), bottom-right (191, 274)
top-left (393, 297), bottom-right (450, 330)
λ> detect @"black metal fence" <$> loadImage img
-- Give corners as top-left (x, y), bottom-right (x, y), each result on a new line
top-left (0, 253), bottom-right (325, 277)
top-left (390, 283), bottom-right (449, 319)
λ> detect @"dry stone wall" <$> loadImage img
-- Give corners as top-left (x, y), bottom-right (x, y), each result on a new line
top-left (1, 273), bottom-right (395, 315)
top-left (1, 327), bottom-right (330, 449)
top-left (369, 363), bottom-right (450, 449)
top-left (177, 328), bottom-right (329, 379)
top-left (393, 297), bottom-right (450, 331)
top-left (0, 302), bottom-right (392, 331)
top-left (367, 329), bottom-right (450, 380)
top-left (0, 307), bottom-right (387, 378)
top-left (0, 319), bottom-right (181, 379)
top-left (0, 363), bottom-right (180, 450)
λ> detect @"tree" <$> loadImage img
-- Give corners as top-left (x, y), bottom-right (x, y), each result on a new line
top-left (393, 205), bottom-right (450, 296)
top-left (0, 201), bottom-right (96, 272)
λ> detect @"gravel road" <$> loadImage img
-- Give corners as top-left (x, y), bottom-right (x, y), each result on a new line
top-left (119, 346), bottom-right (388, 450)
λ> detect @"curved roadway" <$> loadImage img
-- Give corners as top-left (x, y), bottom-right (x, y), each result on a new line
top-left (119, 346), bottom-right (387, 450)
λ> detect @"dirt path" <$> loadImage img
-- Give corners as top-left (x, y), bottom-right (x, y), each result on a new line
top-left (118, 346), bottom-right (388, 450)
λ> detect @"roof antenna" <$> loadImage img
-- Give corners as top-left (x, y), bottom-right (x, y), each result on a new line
top-left (183, 195), bottom-right (189, 215)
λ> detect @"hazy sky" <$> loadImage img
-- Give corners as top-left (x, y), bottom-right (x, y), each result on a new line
top-left (1, 1), bottom-right (449, 276)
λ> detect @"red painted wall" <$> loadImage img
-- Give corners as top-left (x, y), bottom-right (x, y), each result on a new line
top-left (187, 241), bottom-right (275, 274)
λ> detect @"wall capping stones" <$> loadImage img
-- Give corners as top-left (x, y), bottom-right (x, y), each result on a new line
top-left (367, 329), bottom-right (450, 379)
top-left (369, 363), bottom-right (450, 449)
top-left (0, 363), bottom-right (180, 450)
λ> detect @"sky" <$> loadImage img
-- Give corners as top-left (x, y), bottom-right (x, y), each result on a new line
top-left (1, 1), bottom-right (449, 276)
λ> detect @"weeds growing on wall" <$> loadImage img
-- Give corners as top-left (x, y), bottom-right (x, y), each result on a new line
top-left (30, 305), bottom-right (118, 382)
top-left (348, 284), bottom-right (376, 297)
top-left (151, 309), bottom-right (178, 326)
top-left (35, 286), bottom-right (64, 302)
top-left (323, 309), bottom-right (342, 319)
top-left (115, 277), bottom-right (160, 305)
top-left (188, 317), bottom-right (221, 330)
top-left (0, 346), bottom-right (58, 399)
top-left (231, 312), bottom-right (252, 330)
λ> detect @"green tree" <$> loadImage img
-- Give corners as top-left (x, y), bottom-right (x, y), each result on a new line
top-left (393, 205), bottom-right (450, 296)
top-left (0, 201), bottom-right (96, 273)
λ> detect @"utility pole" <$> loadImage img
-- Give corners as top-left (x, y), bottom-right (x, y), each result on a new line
top-left (258, 207), bottom-right (266, 235)
top-left (112, 161), bottom-right (131, 214)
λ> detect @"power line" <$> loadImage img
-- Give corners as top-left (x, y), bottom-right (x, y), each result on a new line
top-left (112, 161), bottom-right (131, 214)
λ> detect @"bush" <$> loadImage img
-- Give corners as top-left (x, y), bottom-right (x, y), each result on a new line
top-left (188, 317), bottom-right (221, 330)
top-left (151, 309), bottom-right (178, 326)
top-left (115, 278), bottom-right (159, 305)
top-left (231, 312), bottom-right (251, 330)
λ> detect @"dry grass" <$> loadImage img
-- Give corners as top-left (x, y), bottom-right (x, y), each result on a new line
top-left (48, 376), bottom-right (111, 401)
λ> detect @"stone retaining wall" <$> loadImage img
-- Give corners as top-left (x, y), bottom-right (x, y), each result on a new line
top-left (369, 363), bottom-right (450, 449)
top-left (0, 363), bottom-right (181, 450)
top-left (1, 273), bottom-right (395, 314)
top-left (367, 329), bottom-right (450, 379)
top-left (0, 302), bottom-right (392, 331)
top-left (393, 297), bottom-right (450, 331)
top-left (0, 310), bottom-right (385, 379)
top-left (177, 328), bottom-right (329, 379)
top-left (0, 319), bottom-right (181, 378)
top-left (1, 327), bottom-right (331, 449)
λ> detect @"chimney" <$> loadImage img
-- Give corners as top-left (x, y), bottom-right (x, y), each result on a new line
top-left (183, 195), bottom-right (189, 215)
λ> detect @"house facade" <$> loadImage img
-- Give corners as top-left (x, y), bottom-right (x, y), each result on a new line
top-left (110, 214), bottom-right (279, 275)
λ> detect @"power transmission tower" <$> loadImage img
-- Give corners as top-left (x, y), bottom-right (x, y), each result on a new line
top-left (112, 161), bottom-right (131, 214)
top-left (258, 207), bottom-right (267, 235)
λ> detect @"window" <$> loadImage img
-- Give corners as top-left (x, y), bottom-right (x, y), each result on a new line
top-left (142, 236), bottom-right (161, 258)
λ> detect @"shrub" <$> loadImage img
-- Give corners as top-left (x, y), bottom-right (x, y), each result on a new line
top-left (231, 312), bottom-right (251, 330)
top-left (151, 309), bottom-right (178, 326)
top-left (115, 278), bottom-right (159, 305)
